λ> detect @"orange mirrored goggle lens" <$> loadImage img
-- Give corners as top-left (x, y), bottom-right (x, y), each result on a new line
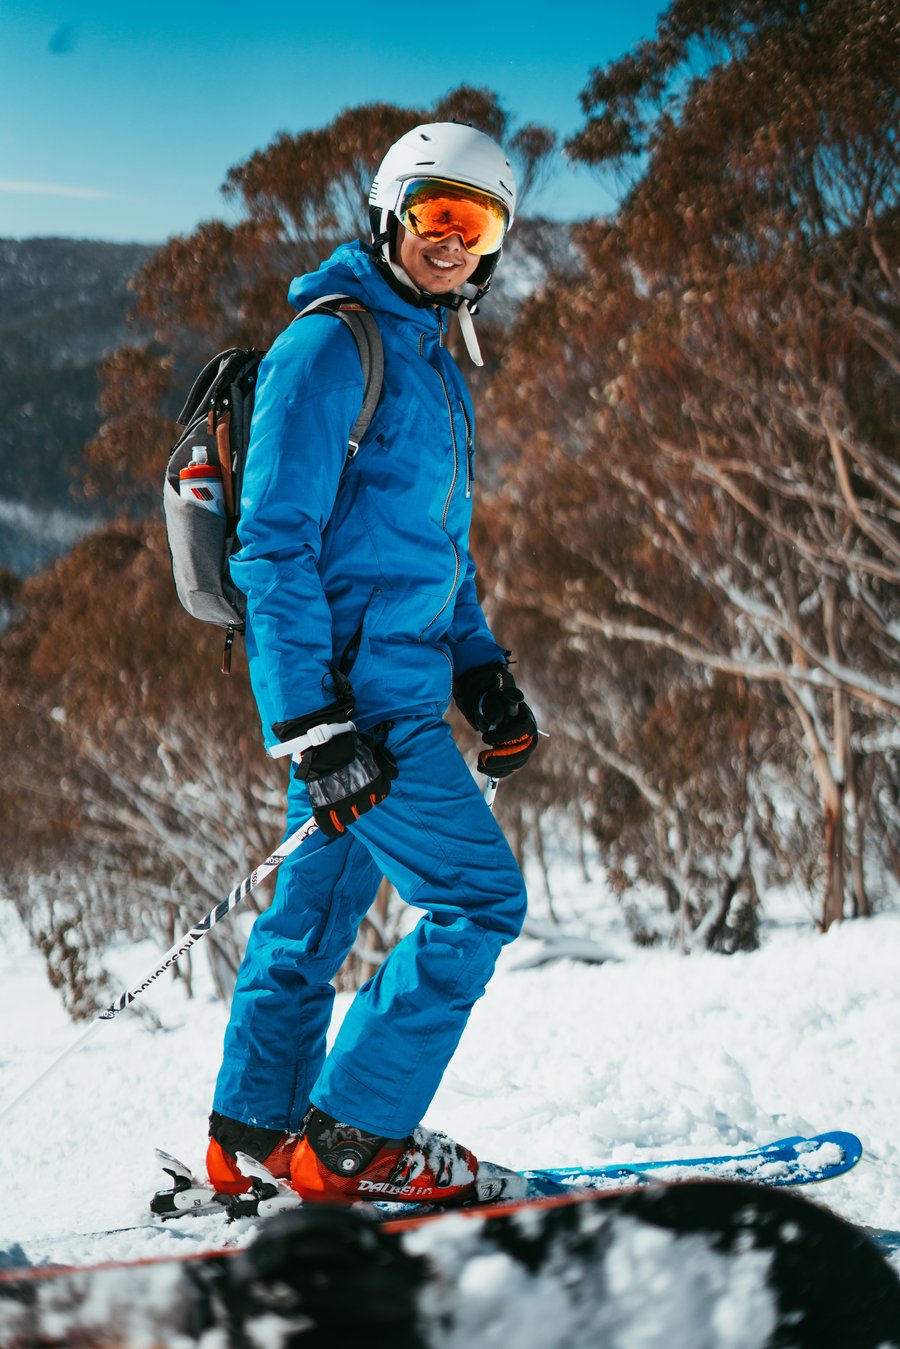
top-left (397, 178), bottom-right (509, 256)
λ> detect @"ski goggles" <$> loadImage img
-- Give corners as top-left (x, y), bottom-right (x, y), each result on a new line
top-left (396, 178), bottom-right (510, 256)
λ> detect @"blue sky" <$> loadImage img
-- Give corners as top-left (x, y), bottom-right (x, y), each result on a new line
top-left (1, 1), bottom-right (666, 244)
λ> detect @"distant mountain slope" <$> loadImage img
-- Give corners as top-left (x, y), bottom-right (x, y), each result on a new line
top-left (0, 238), bottom-right (155, 573)
top-left (0, 225), bottom-right (574, 577)
top-left (0, 238), bottom-right (156, 496)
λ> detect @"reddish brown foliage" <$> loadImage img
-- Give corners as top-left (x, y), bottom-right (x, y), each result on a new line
top-left (475, 0), bottom-right (899, 935)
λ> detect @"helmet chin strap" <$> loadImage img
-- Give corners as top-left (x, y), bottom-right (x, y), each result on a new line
top-left (387, 258), bottom-right (484, 366)
top-left (456, 300), bottom-right (484, 367)
top-left (386, 255), bottom-right (422, 298)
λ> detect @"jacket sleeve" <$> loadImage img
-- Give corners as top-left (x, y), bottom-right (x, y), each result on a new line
top-left (444, 551), bottom-right (508, 677)
top-left (229, 317), bottom-right (364, 747)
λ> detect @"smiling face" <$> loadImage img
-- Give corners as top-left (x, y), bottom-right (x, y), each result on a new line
top-left (397, 225), bottom-right (481, 295)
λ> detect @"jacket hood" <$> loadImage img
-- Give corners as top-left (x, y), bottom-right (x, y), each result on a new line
top-left (287, 241), bottom-right (441, 333)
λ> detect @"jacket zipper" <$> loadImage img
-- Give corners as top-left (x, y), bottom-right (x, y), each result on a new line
top-left (460, 399), bottom-right (473, 499)
top-left (420, 364), bottom-right (461, 636)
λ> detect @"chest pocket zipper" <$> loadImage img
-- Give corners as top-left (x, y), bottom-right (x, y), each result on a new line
top-left (419, 365), bottom-right (462, 636)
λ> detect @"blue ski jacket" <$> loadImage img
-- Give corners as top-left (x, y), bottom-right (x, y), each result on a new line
top-left (230, 241), bottom-right (506, 744)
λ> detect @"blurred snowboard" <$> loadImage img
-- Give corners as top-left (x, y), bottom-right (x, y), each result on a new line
top-left (1, 1178), bottom-right (898, 1348)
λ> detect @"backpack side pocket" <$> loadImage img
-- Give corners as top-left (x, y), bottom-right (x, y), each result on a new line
top-left (163, 441), bottom-right (245, 630)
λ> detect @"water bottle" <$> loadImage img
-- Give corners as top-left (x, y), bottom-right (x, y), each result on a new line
top-left (179, 446), bottom-right (225, 516)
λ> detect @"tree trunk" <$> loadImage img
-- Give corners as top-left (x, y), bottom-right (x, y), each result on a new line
top-left (531, 809), bottom-right (558, 923)
top-left (821, 786), bottom-right (846, 931)
top-left (704, 872), bottom-right (739, 952)
top-left (847, 747), bottom-right (873, 918)
top-left (824, 587), bottom-right (868, 922)
top-left (576, 805), bottom-right (592, 885)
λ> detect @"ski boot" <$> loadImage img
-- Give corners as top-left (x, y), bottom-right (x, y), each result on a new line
top-left (206, 1111), bottom-right (299, 1196)
top-left (289, 1107), bottom-right (482, 1206)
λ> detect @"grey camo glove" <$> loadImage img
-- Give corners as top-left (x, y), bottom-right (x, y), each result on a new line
top-left (294, 730), bottom-right (398, 838)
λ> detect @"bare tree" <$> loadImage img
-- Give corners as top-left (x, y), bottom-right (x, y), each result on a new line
top-left (480, 0), bottom-right (899, 931)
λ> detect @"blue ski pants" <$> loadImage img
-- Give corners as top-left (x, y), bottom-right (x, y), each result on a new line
top-left (212, 714), bottom-right (528, 1137)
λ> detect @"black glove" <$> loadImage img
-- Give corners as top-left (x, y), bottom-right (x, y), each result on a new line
top-left (295, 729), bottom-right (397, 837)
top-left (273, 678), bottom-right (397, 838)
top-left (454, 662), bottom-right (538, 779)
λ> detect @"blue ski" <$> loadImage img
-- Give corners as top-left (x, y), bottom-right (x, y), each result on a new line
top-left (149, 1131), bottom-right (863, 1221)
top-left (523, 1130), bottom-right (863, 1196)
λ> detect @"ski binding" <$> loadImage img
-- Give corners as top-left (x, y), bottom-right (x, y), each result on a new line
top-left (229, 1152), bottom-right (302, 1220)
top-left (474, 1159), bottom-right (532, 1202)
top-left (150, 1149), bottom-right (230, 1219)
top-left (150, 1148), bottom-right (302, 1223)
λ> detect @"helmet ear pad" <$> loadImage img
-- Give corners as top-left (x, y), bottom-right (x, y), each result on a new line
top-left (368, 204), bottom-right (390, 257)
top-left (385, 213), bottom-right (403, 267)
top-left (369, 208), bottom-right (413, 279)
top-left (470, 250), bottom-right (500, 289)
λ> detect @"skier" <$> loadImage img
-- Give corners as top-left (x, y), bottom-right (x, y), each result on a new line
top-left (206, 121), bottom-right (538, 1206)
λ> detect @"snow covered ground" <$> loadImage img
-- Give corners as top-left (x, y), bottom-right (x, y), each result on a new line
top-left (1, 842), bottom-right (898, 1325)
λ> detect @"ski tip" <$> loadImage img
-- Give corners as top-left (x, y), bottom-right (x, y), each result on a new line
top-left (807, 1130), bottom-right (864, 1167)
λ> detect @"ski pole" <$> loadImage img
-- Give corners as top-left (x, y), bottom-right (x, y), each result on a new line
top-left (104, 812), bottom-right (321, 1018)
top-left (2, 777), bottom-right (503, 1126)
top-left (0, 811), bottom-right (321, 1127)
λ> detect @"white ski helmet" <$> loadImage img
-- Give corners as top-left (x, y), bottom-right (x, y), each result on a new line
top-left (369, 121), bottom-right (517, 315)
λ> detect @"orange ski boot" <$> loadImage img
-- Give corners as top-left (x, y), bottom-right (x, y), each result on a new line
top-left (206, 1112), bottom-right (299, 1197)
top-left (289, 1108), bottom-right (478, 1206)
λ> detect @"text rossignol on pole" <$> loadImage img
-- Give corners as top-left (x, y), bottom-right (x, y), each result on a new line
top-left (101, 813), bottom-right (320, 1018)
top-left (0, 813), bottom-right (321, 1126)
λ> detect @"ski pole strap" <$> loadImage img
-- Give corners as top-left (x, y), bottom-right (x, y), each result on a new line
top-left (268, 720), bottom-right (356, 764)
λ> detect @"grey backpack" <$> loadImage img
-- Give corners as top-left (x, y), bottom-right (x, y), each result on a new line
top-left (163, 295), bottom-right (383, 671)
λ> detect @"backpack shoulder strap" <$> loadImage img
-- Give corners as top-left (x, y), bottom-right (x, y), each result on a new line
top-left (176, 347), bottom-right (250, 426)
top-left (296, 294), bottom-right (384, 456)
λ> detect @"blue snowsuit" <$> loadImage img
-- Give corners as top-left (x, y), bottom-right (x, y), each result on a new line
top-left (212, 242), bottom-right (528, 1137)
